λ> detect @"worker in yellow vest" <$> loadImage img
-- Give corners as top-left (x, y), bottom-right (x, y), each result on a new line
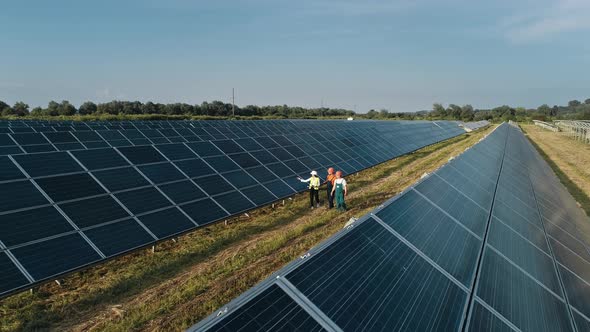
top-left (299, 170), bottom-right (321, 209)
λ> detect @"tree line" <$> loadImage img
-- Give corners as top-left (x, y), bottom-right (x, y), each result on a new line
top-left (1, 98), bottom-right (589, 122)
top-left (365, 99), bottom-right (590, 122)
top-left (0, 100), bottom-right (354, 118)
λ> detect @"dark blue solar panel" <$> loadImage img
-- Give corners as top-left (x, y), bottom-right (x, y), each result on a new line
top-left (213, 191), bottom-right (254, 214)
top-left (174, 158), bottom-right (216, 178)
top-left (44, 132), bottom-right (77, 143)
top-left (246, 166), bottom-right (278, 183)
top-left (84, 219), bottom-right (154, 257)
top-left (221, 170), bottom-right (259, 189)
top-left (263, 179), bottom-right (295, 198)
top-left (117, 146), bottom-right (166, 164)
top-left (212, 140), bottom-right (244, 154)
top-left (115, 187), bottom-right (171, 215)
top-left (12, 233), bottom-right (102, 280)
top-left (11, 133), bottom-right (49, 145)
top-left (21, 144), bottom-right (56, 153)
top-left (468, 302), bottom-right (515, 332)
top-left (138, 162), bottom-right (186, 184)
top-left (0, 157), bottom-right (25, 181)
top-left (240, 185), bottom-right (277, 205)
top-left (92, 167), bottom-right (150, 192)
top-left (181, 198), bottom-right (228, 225)
top-left (0, 180), bottom-right (48, 212)
top-left (0, 206), bottom-right (74, 247)
top-left (36, 173), bottom-right (106, 202)
top-left (476, 249), bottom-right (573, 332)
top-left (186, 141), bottom-right (222, 157)
top-left (287, 219), bottom-right (468, 331)
top-left (193, 175), bottom-right (234, 196)
top-left (376, 191), bottom-right (481, 286)
top-left (204, 284), bottom-right (325, 332)
top-left (203, 155), bottom-right (241, 173)
top-left (60, 195), bottom-right (131, 228)
top-left (138, 207), bottom-right (195, 238)
top-left (71, 148), bottom-right (129, 170)
top-left (159, 180), bottom-right (207, 204)
top-left (13, 152), bottom-right (83, 177)
top-left (0, 252), bottom-right (29, 295)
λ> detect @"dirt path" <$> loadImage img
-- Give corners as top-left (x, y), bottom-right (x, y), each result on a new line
top-left (522, 124), bottom-right (590, 216)
top-left (0, 127), bottom-right (493, 332)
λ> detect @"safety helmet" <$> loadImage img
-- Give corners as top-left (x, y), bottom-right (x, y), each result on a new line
top-left (310, 170), bottom-right (318, 176)
top-left (335, 170), bottom-right (343, 177)
top-left (328, 167), bottom-right (334, 174)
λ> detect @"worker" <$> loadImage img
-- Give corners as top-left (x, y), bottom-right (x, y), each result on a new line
top-left (324, 167), bottom-right (336, 208)
top-left (299, 170), bottom-right (321, 209)
top-left (331, 170), bottom-right (347, 211)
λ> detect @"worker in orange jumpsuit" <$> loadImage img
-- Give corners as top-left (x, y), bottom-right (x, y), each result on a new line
top-left (324, 167), bottom-right (336, 208)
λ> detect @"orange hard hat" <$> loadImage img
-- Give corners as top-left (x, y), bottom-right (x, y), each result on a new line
top-left (335, 170), bottom-right (343, 177)
top-left (328, 167), bottom-right (334, 173)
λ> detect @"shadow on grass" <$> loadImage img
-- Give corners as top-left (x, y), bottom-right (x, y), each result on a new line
top-left (527, 136), bottom-right (590, 216)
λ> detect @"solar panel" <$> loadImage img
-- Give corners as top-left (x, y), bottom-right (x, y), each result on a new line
top-left (192, 123), bottom-right (590, 332)
top-left (0, 119), bottom-right (468, 298)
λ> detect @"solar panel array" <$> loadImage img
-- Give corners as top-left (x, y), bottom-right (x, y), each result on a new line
top-left (192, 123), bottom-right (590, 332)
top-left (463, 120), bottom-right (490, 131)
top-left (0, 119), bottom-right (465, 298)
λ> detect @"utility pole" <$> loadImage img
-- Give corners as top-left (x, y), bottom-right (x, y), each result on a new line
top-left (232, 88), bottom-right (235, 117)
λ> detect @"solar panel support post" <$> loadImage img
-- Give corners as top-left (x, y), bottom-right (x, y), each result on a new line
top-left (151, 245), bottom-right (156, 254)
top-left (55, 280), bottom-right (61, 287)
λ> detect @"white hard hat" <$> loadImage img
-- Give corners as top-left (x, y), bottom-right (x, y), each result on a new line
top-left (310, 170), bottom-right (318, 176)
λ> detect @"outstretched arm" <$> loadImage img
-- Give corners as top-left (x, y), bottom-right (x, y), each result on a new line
top-left (299, 177), bottom-right (311, 183)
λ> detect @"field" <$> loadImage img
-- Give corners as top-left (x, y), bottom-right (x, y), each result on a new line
top-left (1, 127), bottom-right (493, 332)
top-left (522, 124), bottom-right (590, 216)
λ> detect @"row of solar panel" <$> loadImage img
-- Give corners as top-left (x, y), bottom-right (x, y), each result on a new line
top-left (192, 123), bottom-right (590, 332)
top-left (0, 121), bottom-right (460, 155)
top-left (0, 119), bottom-right (460, 131)
top-left (0, 121), bottom-right (465, 298)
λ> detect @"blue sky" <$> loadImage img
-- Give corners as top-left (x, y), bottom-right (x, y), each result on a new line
top-left (1, 0), bottom-right (589, 112)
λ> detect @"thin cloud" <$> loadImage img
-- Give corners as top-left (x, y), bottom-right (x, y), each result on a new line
top-left (503, 0), bottom-right (590, 42)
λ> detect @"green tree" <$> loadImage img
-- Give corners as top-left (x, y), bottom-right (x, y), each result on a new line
top-left (47, 101), bottom-right (60, 116)
top-left (460, 104), bottom-right (474, 121)
top-left (79, 101), bottom-right (97, 115)
top-left (30, 107), bottom-right (43, 116)
top-left (12, 102), bottom-right (29, 116)
top-left (568, 100), bottom-right (581, 108)
top-left (537, 104), bottom-right (551, 116)
top-left (585, 98), bottom-right (590, 105)
top-left (58, 100), bottom-right (77, 115)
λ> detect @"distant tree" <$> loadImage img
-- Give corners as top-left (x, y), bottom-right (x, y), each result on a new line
top-left (78, 101), bottom-right (97, 115)
top-left (0, 100), bottom-right (11, 115)
top-left (58, 100), bottom-right (77, 116)
top-left (537, 104), bottom-right (551, 116)
top-left (11, 102), bottom-right (29, 116)
top-left (568, 100), bottom-right (581, 108)
top-left (432, 103), bottom-right (446, 118)
top-left (366, 109), bottom-right (378, 119)
top-left (47, 101), bottom-right (60, 116)
top-left (447, 104), bottom-right (462, 119)
top-left (30, 107), bottom-right (43, 116)
top-left (460, 104), bottom-right (474, 121)
top-left (585, 98), bottom-right (590, 105)
top-left (379, 109), bottom-right (390, 118)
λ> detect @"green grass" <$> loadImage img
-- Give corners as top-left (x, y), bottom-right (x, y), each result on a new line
top-left (525, 135), bottom-right (590, 217)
